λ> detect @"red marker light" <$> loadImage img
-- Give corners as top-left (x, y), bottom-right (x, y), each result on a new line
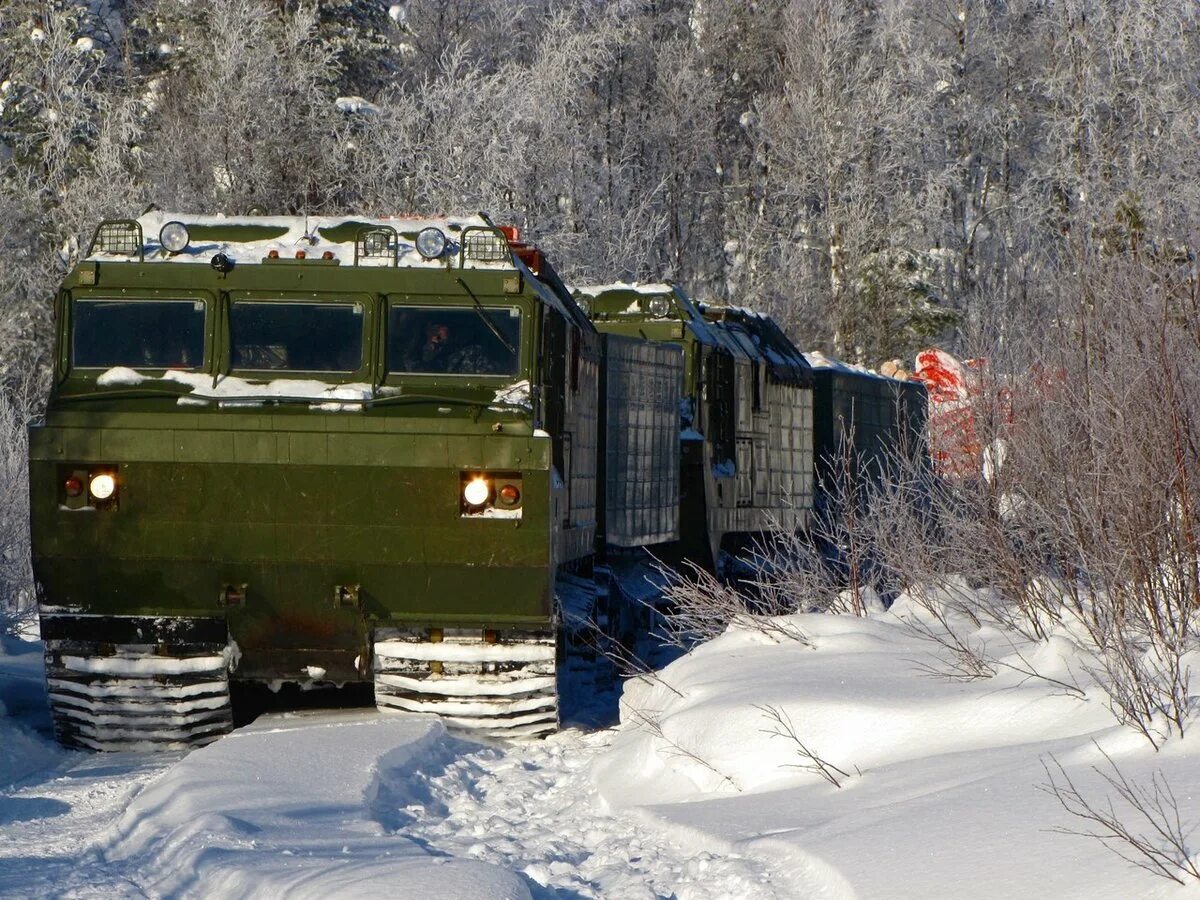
top-left (295, 249), bottom-right (306, 259)
top-left (268, 249), bottom-right (279, 259)
top-left (499, 484), bottom-right (520, 504)
top-left (322, 250), bottom-right (334, 260)
top-left (64, 476), bottom-right (83, 498)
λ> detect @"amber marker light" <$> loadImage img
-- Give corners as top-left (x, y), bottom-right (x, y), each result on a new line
top-left (88, 473), bottom-right (116, 500)
top-left (322, 250), bottom-right (334, 260)
top-left (463, 477), bottom-right (490, 507)
top-left (295, 249), bottom-right (307, 259)
top-left (267, 249), bottom-right (280, 259)
top-left (64, 476), bottom-right (83, 498)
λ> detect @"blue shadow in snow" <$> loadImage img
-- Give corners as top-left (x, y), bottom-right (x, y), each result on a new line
top-left (0, 796), bottom-right (71, 824)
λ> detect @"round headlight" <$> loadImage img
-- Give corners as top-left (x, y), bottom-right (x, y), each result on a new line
top-left (648, 296), bottom-right (671, 317)
top-left (415, 227), bottom-right (448, 259)
top-left (89, 473), bottom-right (116, 500)
top-left (159, 221), bottom-right (190, 254)
top-left (463, 477), bottom-right (490, 507)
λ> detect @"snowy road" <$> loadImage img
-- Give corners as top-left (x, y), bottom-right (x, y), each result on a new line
top-left (0, 704), bottom-right (786, 899)
top-left (372, 727), bottom-right (780, 898)
top-left (7, 603), bottom-right (1198, 899)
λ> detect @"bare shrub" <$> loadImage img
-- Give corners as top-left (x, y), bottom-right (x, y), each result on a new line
top-left (1040, 746), bottom-right (1200, 885)
top-left (653, 558), bottom-right (811, 649)
top-left (889, 262), bottom-right (1197, 744)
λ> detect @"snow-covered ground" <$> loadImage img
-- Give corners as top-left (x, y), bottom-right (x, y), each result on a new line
top-left (2, 603), bottom-right (1198, 899)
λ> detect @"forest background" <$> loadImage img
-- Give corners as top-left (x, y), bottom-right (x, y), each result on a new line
top-left (1, 0), bottom-right (1199, 620)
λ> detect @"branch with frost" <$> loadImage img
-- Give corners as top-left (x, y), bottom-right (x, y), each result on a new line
top-left (580, 615), bottom-right (685, 699)
top-left (653, 559), bottom-right (811, 650)
top-left (756, 704), bottom-right (854, 788)
top-left (625, 705), bottom-right (740, 792)
top-left (1040, 746), bottom-right (1200, 885)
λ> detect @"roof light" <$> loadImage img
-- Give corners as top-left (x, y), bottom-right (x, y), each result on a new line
top-left (416, 227), bottom-right (447, 259)
top-left (158, 221), bottom-right (190, 254)
top-left (295, 249), bottom-right (306, 259)
top-left (268, 249), bottom-right (279, 259)
top-left (322, 250), bottom-right (334, 260)
top-left (648, 296), bottom-right (671, 317)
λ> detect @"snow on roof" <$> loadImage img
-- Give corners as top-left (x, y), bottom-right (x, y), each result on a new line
top-left (804, 350), bottom-right (906, 382)
top-left (87, 210), bottom-right (515, 270)
top-left (573, 282), bottom-right (675, 296)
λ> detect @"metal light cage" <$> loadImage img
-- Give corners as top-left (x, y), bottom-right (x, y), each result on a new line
top-left (460, 227), bottom-right (511, 265)
top-left (86, 220), bottom-right (144, 260)
top-left (354, 226), bottom-right (399, 266)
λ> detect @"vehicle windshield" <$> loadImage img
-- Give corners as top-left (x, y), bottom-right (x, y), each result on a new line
top-left (73, 299), bottom-right (206, 369)
top-left (231, 302), bottom-right (364, 372)
top-left (388, 306), bottom-right (521, 376)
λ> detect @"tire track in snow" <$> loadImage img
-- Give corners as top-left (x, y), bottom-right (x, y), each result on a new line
top-left (0, 748), bottom-right (179, 898)
top-left (372, 728), bottom-right (785, 899)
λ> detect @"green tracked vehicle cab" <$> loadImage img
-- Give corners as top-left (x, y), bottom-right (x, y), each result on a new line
top-left (30, 213), bottom-right (599, 748)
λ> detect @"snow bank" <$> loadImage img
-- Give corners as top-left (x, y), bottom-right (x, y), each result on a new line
top-left (102, 711), bottom-right (530, 899)
top-left (0, 718), bottom-right (56, 789)
top-left (0, 636), bottom-right (61, 787)
top-left (594, 609), bottom-right (1200, 899)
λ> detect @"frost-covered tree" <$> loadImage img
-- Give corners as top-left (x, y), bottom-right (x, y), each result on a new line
top-left (136, 0), bottom-right (341, 214)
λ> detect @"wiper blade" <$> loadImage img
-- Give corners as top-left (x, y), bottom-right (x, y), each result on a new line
top-left (57, 387), bottom-right (530, 413)
top-left (56, 387), bottom-right (191, 403)
top-left (456, 277), bottom-right (517, 357)
top-left (367, 392), bottom-right (530, 413)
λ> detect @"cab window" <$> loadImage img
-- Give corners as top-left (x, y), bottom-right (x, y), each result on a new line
top-left (230, 302), bottom-right (363, 372)
top-left (72, 299), bottom-right (205, 369)
top-left (388, 305), bottom-right (521, 376)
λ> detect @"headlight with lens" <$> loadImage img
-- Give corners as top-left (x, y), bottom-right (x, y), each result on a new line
top-left (159, 221), bottom-right (190, 254)
top-left (463, 477), bottom-right (490, 506)
top-left (647, 296), bottom-right (671, 318)
top-left (415, 227), bottom-right (448, 259)
top-left (89, 473), bottom-right (116, 500)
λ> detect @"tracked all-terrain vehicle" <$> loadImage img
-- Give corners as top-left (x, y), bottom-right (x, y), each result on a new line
top-left (30, 213), bottom-right (688, 749)
top-left (30, 212), bottom-right (919, 752)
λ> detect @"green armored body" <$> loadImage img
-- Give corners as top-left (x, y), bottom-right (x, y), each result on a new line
top-left (30, 213), bottom-right (602, 748)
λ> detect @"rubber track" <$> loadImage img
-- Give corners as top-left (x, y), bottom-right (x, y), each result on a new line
top-left (44, 640), bottom-right (233, 752)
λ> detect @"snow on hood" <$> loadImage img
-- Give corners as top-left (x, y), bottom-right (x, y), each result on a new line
top-left (492, 379), bottom-right (532, 410)
top-left (96, 366), bottom-right (372, 410)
